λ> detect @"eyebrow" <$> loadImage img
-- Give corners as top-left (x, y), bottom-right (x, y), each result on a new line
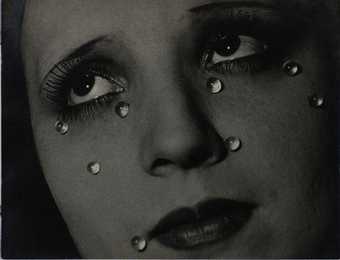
top-left (188, 0), bottom-right (312, 26)
top-left (189, 1), bottom-right (277, 14)
top-left (64, 35), bottom-right (109, 61)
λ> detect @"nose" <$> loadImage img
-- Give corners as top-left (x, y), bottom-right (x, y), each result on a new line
top-left (141, 83), bottom-right (227, 176)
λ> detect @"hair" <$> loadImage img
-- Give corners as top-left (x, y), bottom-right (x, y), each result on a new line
top-left (2, 0), bottom-right (340, 258)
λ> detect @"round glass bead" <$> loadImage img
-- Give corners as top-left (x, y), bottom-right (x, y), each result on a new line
top-left (55, 120), bottom-right (69, 135)
top-left (87, 162), bottom-right (101, 175)
top-left (282, 60), bottom-right (302, 76)
top-left (115, 101), bottom-right (130, 118)
top-left (207, 78), bottom-right (224, 94)
top-left (225, 136), bottom-right (242, 152)
top-left (131, 236), bottom-right (147, 252)
top-left (308, 94), bottom-right (325, 108)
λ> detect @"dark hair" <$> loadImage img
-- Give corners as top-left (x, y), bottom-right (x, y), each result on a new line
top-left (2, 0), bottom-right (79, 258)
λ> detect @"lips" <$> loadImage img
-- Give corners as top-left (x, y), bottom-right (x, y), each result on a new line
top-left (148, 198), bottom-right (256, 250)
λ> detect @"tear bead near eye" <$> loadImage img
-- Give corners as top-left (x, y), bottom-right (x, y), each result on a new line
top-left (225, 136), bottom-right (242, 152)
top-left (87, 161), bottom-right (101, 175)
top-left (131, 236), bottom-right (147, 252)
top-left (115, 101), bottom-right (130, 118)
top-left (282, 60), bottom-right (302, 77)
top-left (55, 120), bottom-right (69, 135)
top-left (308, 94), bottom-right (325, 108)
top-left (207, 78), bottom-right (224, 94)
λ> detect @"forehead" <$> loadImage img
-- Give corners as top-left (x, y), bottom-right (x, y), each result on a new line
top-left (22, 0), bottom-right (312, 80)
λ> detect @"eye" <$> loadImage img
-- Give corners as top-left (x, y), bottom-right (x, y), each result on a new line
top-left (68, 72), bottom-right (125, 106)
top-left (201, 33), bottom-right (269, 73)
top-left (41, 59), bottom-right (127, 121)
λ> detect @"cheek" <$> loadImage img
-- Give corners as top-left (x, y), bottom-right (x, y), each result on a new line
top-left (207, 46), bottom-right (337, 253)
top-left (30, 99), bottom-right (149, 256)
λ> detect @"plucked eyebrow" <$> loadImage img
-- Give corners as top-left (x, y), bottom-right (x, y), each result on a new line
top-left (189, 1), bottom-right (277, 14)
top-left (63, 35), bottom-right (109, 61)
top-left (40, 35), bottom-right (111, 83)
top-left (188, 1), bottom-right (312, 27)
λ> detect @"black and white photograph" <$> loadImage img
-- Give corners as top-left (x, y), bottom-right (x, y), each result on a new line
top-left (2, 0), bottom-right (340, 258)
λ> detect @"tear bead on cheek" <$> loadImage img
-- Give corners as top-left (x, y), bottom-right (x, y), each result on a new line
top-left (55, 120), bottom-right (69, 135)
top-left (207, 77), bottom-right (224, 94)
top-left (131, 236), bottom-right (147, 252)
top-left (282, 60), bottom-right (302, 77)
top-left (225, 136), bottom-right (242, 152)
top-left (115, 101), bottom-right (130, 118)
top-left (308, 94), bottom-right (325, 109)
top-left (87, 161), bottom-right (101, 175)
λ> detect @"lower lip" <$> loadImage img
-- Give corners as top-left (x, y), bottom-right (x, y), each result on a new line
top-left (156, 216), bottom-right (241, 250)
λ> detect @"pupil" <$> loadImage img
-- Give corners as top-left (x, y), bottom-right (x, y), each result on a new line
top-left (72, 73), bottom-right (95, 96)
top-left (214, 34), bottom-right (241, 57)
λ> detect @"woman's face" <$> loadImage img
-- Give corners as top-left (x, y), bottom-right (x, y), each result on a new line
top-left (22, 0), bottom-right (338, 258)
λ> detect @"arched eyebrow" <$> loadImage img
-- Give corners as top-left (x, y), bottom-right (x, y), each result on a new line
top-left (64, 35), bottom-right (109, 61)
top-left (188, 0), bottom-right (312, 27)
top-left (189, 1), bottom-right (277, 14)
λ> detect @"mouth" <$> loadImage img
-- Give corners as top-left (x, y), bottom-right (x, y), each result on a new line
top-left (148, 198), bottom-right (257, 250)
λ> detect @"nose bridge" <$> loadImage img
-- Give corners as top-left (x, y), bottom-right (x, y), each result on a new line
top-left (141, 48), bottom-right (206, 141)
top-left (152, 78), bottom-right (206, 146)
top-left (139, 58), bottom-right (226, 173)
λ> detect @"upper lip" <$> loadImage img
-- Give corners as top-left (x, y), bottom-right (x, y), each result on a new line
top-left (148, 198), bottom-right (257, 240)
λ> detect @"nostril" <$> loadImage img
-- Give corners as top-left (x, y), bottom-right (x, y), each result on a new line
top-left (149, 158), bottom-right (175, 177)
top-left (151, 158), bottom-right (172, 170)
top-left (150, 145), bottom-right (215, 174)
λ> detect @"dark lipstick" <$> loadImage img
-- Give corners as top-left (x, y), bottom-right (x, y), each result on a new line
top-left (148, 198), bottom-right (256, 250)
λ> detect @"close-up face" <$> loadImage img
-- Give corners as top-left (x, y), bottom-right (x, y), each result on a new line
top-left (21, 0), bottom-right (339, 258)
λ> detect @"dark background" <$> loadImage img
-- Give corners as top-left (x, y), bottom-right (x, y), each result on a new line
top-left (2, 1), bottom-right (79, 258)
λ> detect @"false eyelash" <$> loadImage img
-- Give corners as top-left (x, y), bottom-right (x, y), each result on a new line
top-left (42, 57), bottom-right (83, 107)
top-left (206, 54), bottom-right (273, 75)
top-left (196, 8), bottom-right (301, 75)
top-left (41, 57), bottom-right (127, 122)
top-left (59, 92), bottom-right (118, 122)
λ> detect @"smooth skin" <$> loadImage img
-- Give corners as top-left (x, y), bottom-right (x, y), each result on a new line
top-left (22, 0), bottom-right (338, 258)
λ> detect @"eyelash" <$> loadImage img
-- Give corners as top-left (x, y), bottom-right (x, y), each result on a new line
top-left (41, 10), bottom-right (297, 122)
top-left (42, 59), bottom-right (126, 122)
top-left (197, 11), bottom-right (294, 75)
top-left (202, 53), bottom-right (269, 75)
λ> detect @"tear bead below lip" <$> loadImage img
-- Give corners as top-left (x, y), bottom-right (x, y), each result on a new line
top-left (131, 236), bottom-right (147, 252)
top-left (225, 136), bottom-right (242, 152)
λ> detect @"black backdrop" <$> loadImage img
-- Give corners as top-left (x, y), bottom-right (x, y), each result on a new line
top-left (2, 1), bottom-right (80, 258)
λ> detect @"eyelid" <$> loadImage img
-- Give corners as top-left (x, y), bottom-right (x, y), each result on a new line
top-left (40, 56), bottom-right (127, 108)
top-left (39, 36), bottom-right (110, 84)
